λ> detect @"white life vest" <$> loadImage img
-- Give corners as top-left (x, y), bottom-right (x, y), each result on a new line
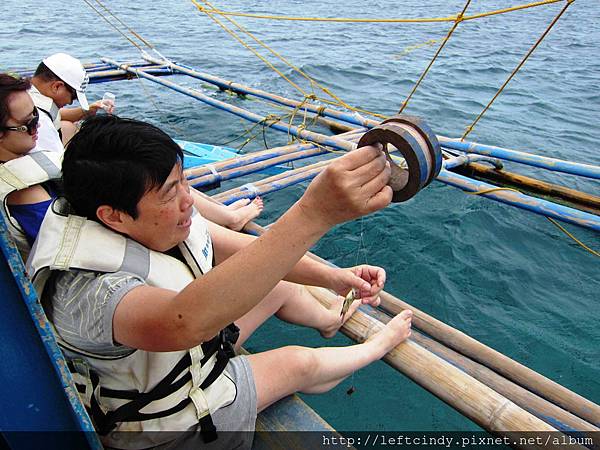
top-left (0, 151), bottom-right (62, 260)
top-left (29, 85), bottom-right (62, 132)
top-left (28, 199), bottom-right (238, 450)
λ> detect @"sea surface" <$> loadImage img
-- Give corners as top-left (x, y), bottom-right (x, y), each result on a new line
top-left (2, 0), bottom-right (599, 433)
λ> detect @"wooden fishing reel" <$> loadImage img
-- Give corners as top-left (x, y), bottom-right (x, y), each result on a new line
top-left (357, 115), bottom-right (442, 202)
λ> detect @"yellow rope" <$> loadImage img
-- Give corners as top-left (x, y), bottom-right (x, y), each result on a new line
top-left (190, 0), bottom-right (309, 97)
top-left (191, 0), bottom-right (387, 120)
top-left (462, 0), bottom-right (575, 140)
top-left (466, 186), bottom-right (598, 258)
top-left (466, 187), bottom-right (522, 195)
top-left (201, 0), bottom-right (335, 105)
top-left (394, 39), bottom-right (442, 60)
top-left (546, 217), bottom-right (600, 258)
top-left (193, 0), bottom-right (564, 23)
top-left (399, 0), bottom-right (472, 114)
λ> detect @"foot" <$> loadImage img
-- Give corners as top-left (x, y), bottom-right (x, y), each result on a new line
top-left (369, 310), bottom-right (413, 356)
top-left (227, 198), bottom-right (251, 210)
top-left (319, 294), bottom-right (363, 339)
top-left (229, 197), bottom-right (264, 231)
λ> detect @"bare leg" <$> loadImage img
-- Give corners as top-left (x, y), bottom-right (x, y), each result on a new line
top-left (235, 281), bottom-right (361, 348)
top-left (248, 310), bottom-right (412, 412)
top-left (227, 198), bottom-right (251, 210)
top-left (192, 190), bottom-right (263, 231)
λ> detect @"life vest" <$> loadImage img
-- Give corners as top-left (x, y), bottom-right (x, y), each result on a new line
top-left (28, 199), bottom-right (239, 450)
top-left (0, 151), bottom-right (62, 260)
top-left (29, 85), bottom-right (62, 133)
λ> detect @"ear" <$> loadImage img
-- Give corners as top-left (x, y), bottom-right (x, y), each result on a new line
top-left (49, 80), bottom-right (63, 95)
top-left (96, 205), bottom-right (132, 234)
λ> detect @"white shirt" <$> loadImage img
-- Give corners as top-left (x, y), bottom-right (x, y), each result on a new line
top-left (28, 86), bottom-right (64, 154)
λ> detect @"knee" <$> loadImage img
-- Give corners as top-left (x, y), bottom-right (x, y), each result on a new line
top-left (61, 121), bottom-right (77, 145)
top-left (284, 346), bottom-right (319, 380)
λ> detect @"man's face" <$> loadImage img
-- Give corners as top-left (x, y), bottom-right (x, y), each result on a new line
top-left (51, 80), bottom-right (75, 108)
top-left (120, 163), bottom-right (194, 252)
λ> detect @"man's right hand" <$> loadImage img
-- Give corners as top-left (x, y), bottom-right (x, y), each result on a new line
top-left (297, 144), bottom-right (392, 230)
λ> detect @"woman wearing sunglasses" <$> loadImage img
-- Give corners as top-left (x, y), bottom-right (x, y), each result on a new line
top-left (0, 74), bottom-right (62, 259)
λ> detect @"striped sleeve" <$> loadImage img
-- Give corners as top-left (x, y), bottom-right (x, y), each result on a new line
top-left (48, 270), bottom-right (145, 357)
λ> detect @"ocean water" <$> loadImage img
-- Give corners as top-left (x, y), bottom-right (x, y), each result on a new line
top-left (2, 0), bottom-right (599, 433)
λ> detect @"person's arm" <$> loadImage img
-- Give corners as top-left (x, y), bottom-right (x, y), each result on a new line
top-left (112, 145), bottom-right (391, 352)
top-left (59, 101), bottom-right (104, 122)
top-left (6, 185), bottom-right (52, 245)
top-left (207, 219), bottom-right (384, 302)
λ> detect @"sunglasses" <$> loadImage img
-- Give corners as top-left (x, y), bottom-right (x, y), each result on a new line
top-left (1, 108), bottom-right (40, 136)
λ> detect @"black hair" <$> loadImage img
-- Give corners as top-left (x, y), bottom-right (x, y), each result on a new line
top-left (33, 62), bottom-right (61, 83)
top-left (62, 115), bottom-right (183, 220)
top-left (0, 73), bottom-right (31, 128)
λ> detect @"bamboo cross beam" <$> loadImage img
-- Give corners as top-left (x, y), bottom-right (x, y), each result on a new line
top-left (143, 55), bottom-right (600, 183)
top-left (188, 147), bottom-right (326, 188)
top-left (102, 57), bottom-right (359, 153)
top-left (306, 286), bottom-right (585, 448)
top-left (185, 141), bottom-right (320, 178)
top-left (366, 307), bottom-right (599, 434)
top-left (449, 161), bottom-right (600, 214)
top-left (437, 169), bottom-right (600, 232)
top-left (213, 161), bottom-right (329, 204)
top-left (439, 137), bottom-right (600, 181)
top-left (141, 54), bottom-right (378, 128)
top-left (377, 292), bottom-right (600, 427)
top-left (184, 128), bottom-right (363, 178)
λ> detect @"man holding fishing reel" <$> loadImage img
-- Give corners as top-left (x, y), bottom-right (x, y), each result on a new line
top-left (28, 115), bottom-right (413, 449)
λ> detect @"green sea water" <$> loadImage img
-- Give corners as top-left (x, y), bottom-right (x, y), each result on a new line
top-left (2, 0), bottom-right (598, 433)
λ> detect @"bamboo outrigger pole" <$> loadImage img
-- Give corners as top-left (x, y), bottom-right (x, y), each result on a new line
top-left (102, 57), bottom-right (600, 231)
top-left (449, 161), bottom-right (600, 214)
top-left (377, 292), bottom-right (600, 427)
top-left (194, 189), bottom-right (600, 429)
top-left (306, 287), bottom-right (585, 450)
top-left (365, 307), bottom-right (599, 433)
top-left (141, 55), bottom-right (600, 182)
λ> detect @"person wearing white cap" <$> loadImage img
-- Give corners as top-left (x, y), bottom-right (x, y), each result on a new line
top-left (29, 52), bottom-right (112, 153)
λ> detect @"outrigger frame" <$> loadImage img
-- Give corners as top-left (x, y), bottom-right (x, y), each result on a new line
top-left (3, 56), bottom-right (599, 449)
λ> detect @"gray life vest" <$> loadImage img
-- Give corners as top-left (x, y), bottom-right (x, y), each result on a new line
top-left (0, 151), bottom-right (62, 260)
top-left (27, 199), bottom-right (239, 449)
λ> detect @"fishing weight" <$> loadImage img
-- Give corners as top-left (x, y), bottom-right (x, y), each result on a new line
top-left (357, 115), bottom-right (442, 202)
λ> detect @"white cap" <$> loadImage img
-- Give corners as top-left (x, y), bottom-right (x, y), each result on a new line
top-left (43, 53), bottom-right (90, 110)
